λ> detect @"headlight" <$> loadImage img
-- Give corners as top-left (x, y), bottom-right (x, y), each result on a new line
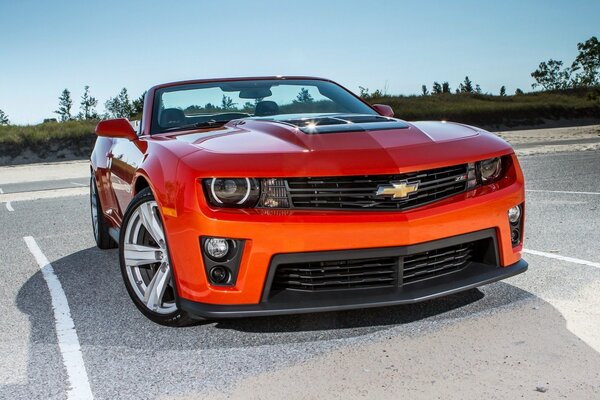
top-left (477, 157), bottom-right (503, 183)
top-left (204, 178), bottom-right (260, 207)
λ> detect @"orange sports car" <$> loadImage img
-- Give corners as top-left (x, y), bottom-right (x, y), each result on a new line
top-left (90, 76), bottom-right (527, 326)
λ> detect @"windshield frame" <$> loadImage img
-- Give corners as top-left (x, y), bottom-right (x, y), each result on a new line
top-left (149, 77), bottom-right (378, 135)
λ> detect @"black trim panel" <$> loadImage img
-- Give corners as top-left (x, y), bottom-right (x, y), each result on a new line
top-left (179, 260), bottom-right (527, 319)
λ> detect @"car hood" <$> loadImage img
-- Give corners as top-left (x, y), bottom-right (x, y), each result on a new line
top-left (173, 117), bottom-right (513, 177)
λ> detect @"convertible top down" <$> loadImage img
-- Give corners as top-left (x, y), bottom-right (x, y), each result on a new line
top-left (90, 76), bottom-right (526, 326)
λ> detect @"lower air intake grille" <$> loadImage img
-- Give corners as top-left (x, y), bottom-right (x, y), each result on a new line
top-left (271, 242), bottom-right (475, 292)
top-left (403, 243), bottom-right (473, 285)
top-left (272, 257), bottom-right (398, 291)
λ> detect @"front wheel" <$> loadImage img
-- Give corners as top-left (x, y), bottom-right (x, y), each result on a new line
top-left (119, 188), bottom-right (195, 327)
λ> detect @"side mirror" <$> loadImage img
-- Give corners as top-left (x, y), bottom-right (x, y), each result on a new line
top-left (96, 118), bottom-right (137, 140)
top-left (372, 104), bottom-right (394, 118)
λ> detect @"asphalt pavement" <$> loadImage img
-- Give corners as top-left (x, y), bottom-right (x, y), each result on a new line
top-left (0, 151), bottom-right (599, 399)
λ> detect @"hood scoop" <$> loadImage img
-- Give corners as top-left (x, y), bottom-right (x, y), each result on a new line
top-left (272, 114), bottom-right (409, 134)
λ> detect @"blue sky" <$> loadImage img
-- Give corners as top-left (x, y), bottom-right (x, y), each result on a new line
top-left (0, 0), bottom-right (598, 124)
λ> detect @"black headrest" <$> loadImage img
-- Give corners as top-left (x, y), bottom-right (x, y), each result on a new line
top-left (160, 108), bottom-right (185, 127)
top-left (254, 101), bottom-right (279, 117)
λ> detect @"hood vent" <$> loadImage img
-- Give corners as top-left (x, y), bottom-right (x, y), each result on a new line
top-left (273, 115), bottom-right (409, 134)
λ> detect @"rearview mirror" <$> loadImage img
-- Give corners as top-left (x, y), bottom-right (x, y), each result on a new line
top-left (96, 118), bottom-right (137, 140)
top-left (372, 104), bottom-right (394, 118)
top-left (239, 88), bottom-right (273, 99)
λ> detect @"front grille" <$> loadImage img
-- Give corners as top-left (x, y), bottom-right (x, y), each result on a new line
top-left (272, 257), bottom-right (398, 291)
top-left (272, 242), bottom-right (475, 292)
top-left (286, 164), bottom-right (468, 210)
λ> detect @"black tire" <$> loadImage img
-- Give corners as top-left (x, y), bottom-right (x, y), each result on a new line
top-left (119, 187), bottom-right (197, 327)
top-left (90, 175), bottom-right (117, 249)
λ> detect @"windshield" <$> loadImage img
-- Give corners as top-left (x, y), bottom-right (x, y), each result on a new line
top-left (151, 79), bottom-right (377, 134)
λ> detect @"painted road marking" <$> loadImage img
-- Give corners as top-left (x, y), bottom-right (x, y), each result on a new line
top-left (0, 187), bottom-right (87, 202)
top-left (526, 189), bottom-right (600, 195)
top-left (24, 236), bottom-right (94, 400)
top-left (524, 248), bottom-right (600, 269)
top-left (0, 188), bottom-right (11, 211)
top-left (70, 181), bottom-right (87, 187)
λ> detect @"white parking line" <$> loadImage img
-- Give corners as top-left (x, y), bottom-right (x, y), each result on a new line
top-left (0, 187), bottom-right (87, 202)
top-left (0, 188), bottom-right (11, 211)
top-left (70, 182), bottom-right (87, 187)
top-left (524, 248), bottom-right (600, 269)
top-left (526, 189), bottom-right (600, 195)
top-left (23, 236), bottom-right (94, 400)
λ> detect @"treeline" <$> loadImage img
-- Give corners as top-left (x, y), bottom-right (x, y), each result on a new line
top-left (361, 77), bottom-right (522, 100)
top-left (50, 87), bottom-right (145, 123)
top-left (362, 36), bottom-right (599, 100)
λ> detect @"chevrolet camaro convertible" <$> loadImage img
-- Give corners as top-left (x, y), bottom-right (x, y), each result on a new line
top-left (90, 76), bottom-right (527, 326)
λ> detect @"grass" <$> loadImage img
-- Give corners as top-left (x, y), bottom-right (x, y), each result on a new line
top-left (0, 120), bottom-right (98, 159)
top-left (0, 119), bottom-right (97, 145)
top-left (368, 87), bottom-right (600, 128)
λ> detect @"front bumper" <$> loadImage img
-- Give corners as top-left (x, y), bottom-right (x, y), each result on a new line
top-left (165, 172), bottom-right (525, 307)
top-left (178, 228), bottom-right (527, 318)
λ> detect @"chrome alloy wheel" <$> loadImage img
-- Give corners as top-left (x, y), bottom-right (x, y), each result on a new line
top-left (123, 201), bottom-right (177, 314)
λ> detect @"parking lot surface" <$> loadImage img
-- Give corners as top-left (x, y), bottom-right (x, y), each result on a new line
top-left (0, 150), bottom-right (599, 399)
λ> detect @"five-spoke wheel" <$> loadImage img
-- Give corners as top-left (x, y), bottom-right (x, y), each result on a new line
top-left (119, 188), bottom-right (194, 326)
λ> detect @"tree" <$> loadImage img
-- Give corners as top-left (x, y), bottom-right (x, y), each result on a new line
top-left (421, 85), bottom-right (429, 96)
top-left (54, 89), bottom-right (73, 121)
top-left (475, 84), bottom-right (482, 94)
top-left (296, 88), bottom-right (314, 103)
top-left (515, 88), bottom-right (524, 95)
top-left (442, 82), bottom-right (451, 93)
top-left (105, 88), bottom-right (133, 118)
top-left (0, 109), bottom-right (9, 125)
top-left (531, 59), bottom-right (571, 90)
top-left (221, 95), bottom-right (236, 110)
top-left (432, 82), bottom-right (442, 94)
top-left (78, 86), bottom-right (98, 120)
top-left (358, 86), bottom-right (370, 98)
top-left (131, 92), bottom-right (146, 115)
top-left (571, 36), bottom-right (600, 86)
top-left (499, 86), bottom-right (506, 96)
top-left (458, 76), bottom-right (474, 93)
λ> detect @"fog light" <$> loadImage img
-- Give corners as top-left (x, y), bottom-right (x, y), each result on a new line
top-left (511, 229), bottom-right (521, 245)
top-left (209, 266), bottom-right (230, 284)
top-left (508, 205), bottom-right (521, 224)
top-left (205, 238), bottom-right (229, 260)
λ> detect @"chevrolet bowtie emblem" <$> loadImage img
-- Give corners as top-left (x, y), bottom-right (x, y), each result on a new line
top-left (376, 180), bottom-right (419, 199)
